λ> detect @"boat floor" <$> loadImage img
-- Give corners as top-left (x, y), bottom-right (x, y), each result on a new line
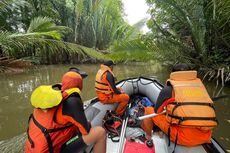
top-left (106, 131), bottom-right (207, 153)
top-left (84, 99), bottom-right (224, 153)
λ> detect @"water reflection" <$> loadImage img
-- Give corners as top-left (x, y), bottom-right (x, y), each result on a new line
top-left (0, 63), bottom-right (229, 150)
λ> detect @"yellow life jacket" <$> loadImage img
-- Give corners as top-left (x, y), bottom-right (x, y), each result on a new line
top-left (95, 64), bottom-right (115, 94)
top-left (166, 71), bottom-right (217, 129)
top-left (31, 84), bottom-right (80, 109)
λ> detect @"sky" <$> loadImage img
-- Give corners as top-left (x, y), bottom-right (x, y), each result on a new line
top-left (122, 0), bottom-right (150, 32)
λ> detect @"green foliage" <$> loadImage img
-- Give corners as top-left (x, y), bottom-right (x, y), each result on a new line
top-left (0, 31), bottom-right (106, 64)
top-left (111, 39), bottom-right (148, 52)
top-left (79, 46), bottom-right (107, 60)
top-left (146, 0), bottom-right (230, 85)
top-left (0, 13), bottom-right (106, 65)
top-left (107, 50), bottom-right (154, 63)
top-left (0, 0), bottom-right (121, 63)
top-left (0, 0), bottom-right (29, 31)
top-left (110, 19), bottom-right (152, 62)
top-left (1, 0), bottom-right (129, 50)
top-left (73, 0), bottom-right (129, 49)
top-left (27, 16), bottom-right (72, 40)
top-left (0, 0), bottom-right (27, 12)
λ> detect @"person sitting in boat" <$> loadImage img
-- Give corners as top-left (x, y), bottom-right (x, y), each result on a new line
top-left (95, 60), bottom-right (130, 115)
top-left (25, 67), bottom-right (106, 153)
top-left (142, 63), bottom-right (217, 147)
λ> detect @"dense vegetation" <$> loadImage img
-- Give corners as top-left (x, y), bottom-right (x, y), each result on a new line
top-left (144, 0), bottom-right (230, 87)
top-left (0, 0), bottom-right (229, 87)
top-left (0, 0), bottom-right (133, 67)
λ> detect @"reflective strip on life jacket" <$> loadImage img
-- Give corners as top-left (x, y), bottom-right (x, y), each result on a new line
top-left (64, 88), bottom-right (81, 97)
top-left (95, 64), bottom-right (114, 94)
top-left (166, 71), bottom-right (217, 129)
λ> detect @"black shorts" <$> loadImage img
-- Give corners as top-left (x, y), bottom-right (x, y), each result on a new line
top-left (61, 134), bottom-right (87, 153)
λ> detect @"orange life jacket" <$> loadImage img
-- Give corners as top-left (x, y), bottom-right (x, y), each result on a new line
top-left (25, 88), bottom-right (80, 153)
top-left (95, 64), bottom-right (115, 95)
top-left (166, 71), bottom-right (217, 129)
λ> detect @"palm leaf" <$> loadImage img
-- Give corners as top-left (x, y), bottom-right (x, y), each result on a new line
top-left (0, 30), bottom-right (106, 62)
top-left (0, 0), bottom-right (27, 13)
top-left (27, 16), bottom-right (72, 40)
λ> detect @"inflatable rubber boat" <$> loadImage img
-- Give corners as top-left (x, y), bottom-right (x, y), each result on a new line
top-left (83, 77), bottom-right (226, 153)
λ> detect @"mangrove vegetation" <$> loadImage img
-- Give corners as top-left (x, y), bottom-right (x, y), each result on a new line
top-left (0, 0), bottom-right (229, 87)
top-left (144, 0), bottom-right (230, 87)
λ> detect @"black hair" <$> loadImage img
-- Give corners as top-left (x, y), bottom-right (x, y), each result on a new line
top-left (68, 67), bottom-right (88, 78)
top-left (103, 60), bottom-right (116, 67)
top-left (172, 63), bottom-right (190, 72)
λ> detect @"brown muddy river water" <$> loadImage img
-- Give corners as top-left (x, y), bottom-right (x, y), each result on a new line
top-left (0, 63), bottom-right (229, 151)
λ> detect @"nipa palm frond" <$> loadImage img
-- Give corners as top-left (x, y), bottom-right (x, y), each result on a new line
top-left (27, 16), bottom-right (72, 40)
top-left (0, 30), bottom-right (106, 61)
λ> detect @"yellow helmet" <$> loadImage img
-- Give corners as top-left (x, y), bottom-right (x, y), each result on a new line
top-left (31, 84), bottom-right (62, 109)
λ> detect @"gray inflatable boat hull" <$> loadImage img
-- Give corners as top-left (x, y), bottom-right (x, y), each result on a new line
top-left (84, 77), bottom-right (225, 153)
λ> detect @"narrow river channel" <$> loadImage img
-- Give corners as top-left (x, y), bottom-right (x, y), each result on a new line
top-left (0, 63), bottom-right (229, 151)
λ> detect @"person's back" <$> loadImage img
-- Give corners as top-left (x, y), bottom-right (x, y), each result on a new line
top-left (142, 64), bottom-right (217, 147)
top-left (26, 68), bottom-right (106, 153)
top-left (25, 82), bottom-right (79, 153)
top-left (25, 107), bottom-right (78, 153)
top-left (95, 60), bottom-right (129, 115)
